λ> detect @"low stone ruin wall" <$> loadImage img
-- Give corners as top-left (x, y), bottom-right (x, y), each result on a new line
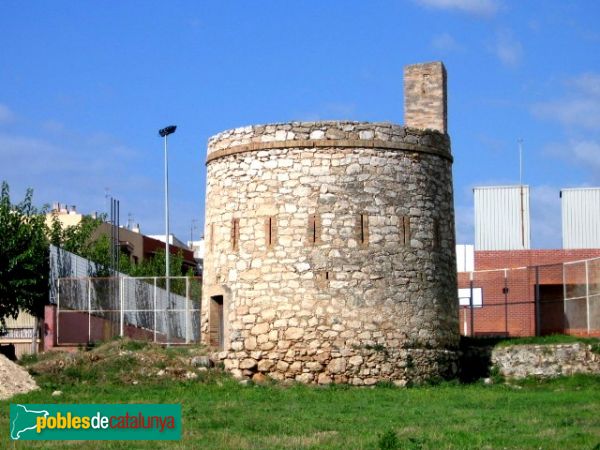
top-left (492, 343), bottom-right (600, 379)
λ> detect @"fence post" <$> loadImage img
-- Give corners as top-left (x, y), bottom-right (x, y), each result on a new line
top-left (535, 266), bottom-right (541, 337)
top-left (586, 260), bottom-right (591, 335)
top-left (153, 277), bottom-right (157, 343)
top-left (88, 278), bottom-right (92, 344)
top-left (57, 278), bottom-right (61, 345)
top-left (562, 263), bottom-right (568, 333)
top-left (503, 269), bottom-right (508, 336)
top-left (469, 272), bottom-right (474, 337)
top-left (119, 277), bottom-right (124, 338)
top-left (185, 277), bottom-right (190, 344)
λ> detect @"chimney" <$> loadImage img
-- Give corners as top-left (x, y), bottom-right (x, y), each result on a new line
top-left (404, 61), bottom-right (447, 134)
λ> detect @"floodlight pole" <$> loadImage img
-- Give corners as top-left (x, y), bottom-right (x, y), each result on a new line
top-left (164, 133), bottom-right (170, 300)
top-left (159, 125), bottom-right (177, 344)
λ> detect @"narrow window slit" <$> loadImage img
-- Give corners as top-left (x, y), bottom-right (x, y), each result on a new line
top-left (401, 216), bottom-right (411, 247)
top-left (231, 218), bottom-right (239, 251)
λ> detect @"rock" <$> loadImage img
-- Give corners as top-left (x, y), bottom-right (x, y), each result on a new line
top-left (51, 390), bottom-right (62, 397)
top-left (191, 355), bottom-right (213, 368)
top-left (258, 359), bottom-right (275, 372)
top-left (317, 373), bottom-right (332, 385)
top-left (239, 358), bottom-right (258, 370)
top-left (252, 372), bottom-right (268, 384)
top-left (245, 336), bottom-right (258, 350)
top-left (296, 373), bottom-right (314, 383)
top-left (285, 327), bottom-right (304, 340)
top-left (327, 358), bottom-right (347, 374)
top-left (348, 355), bottom-right (363, 367)
top-left (185, 371), bottom-right (198, 380)
top-left (251, 323), bottom-right (270, 336)
top-left (305, 361), bottom-right (323, 371)
top-left (157, 369), bottom-right (165, 377)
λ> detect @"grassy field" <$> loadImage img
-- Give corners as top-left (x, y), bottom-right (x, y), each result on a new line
top-left (1, 341), bottom-right (600, 449)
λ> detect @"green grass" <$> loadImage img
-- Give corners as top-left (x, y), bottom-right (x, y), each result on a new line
top-left (2, 375), bottom-right (600, 449)
top-left (495, 334), bottom-right (600, 350)
top-left (2, 339), bottom-right (600, 449)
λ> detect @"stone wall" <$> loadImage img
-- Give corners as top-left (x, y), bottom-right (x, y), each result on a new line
top-left (201, 120), bottom-right (459, 385)
top-left (404, 62), bottom-right (447, 134)
top-left (492, 343), bottom-right (600, 379)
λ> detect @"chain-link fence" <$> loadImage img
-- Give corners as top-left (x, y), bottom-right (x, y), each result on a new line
top-left (458, 257), bottom-right (600, 337)
top-left (56, 276), bottom-right (201, 345)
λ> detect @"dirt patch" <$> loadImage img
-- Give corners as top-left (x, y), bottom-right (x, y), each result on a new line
top-left (25, 338), bottom-right (222, 385)
top-left (0, 354), bottom-right (38, 400)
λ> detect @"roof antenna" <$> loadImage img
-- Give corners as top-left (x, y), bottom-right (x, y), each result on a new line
top-left (518, 138), bottom-right (525, 248)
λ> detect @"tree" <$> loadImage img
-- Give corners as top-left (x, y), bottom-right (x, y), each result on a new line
top-left (0, 182), bottom-right (49, 330)
top-left (49, 214), bottom-right (112, 277)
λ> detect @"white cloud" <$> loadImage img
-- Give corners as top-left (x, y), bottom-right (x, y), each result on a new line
top-left (414, 0), bottom-right (499, 16)
top-left (545, 140), bottom-right (600, 182)
top-left (532, 99), bottom-right (600, 131)
top-left (569, 72), bottom-right (600, 97)
top-left (532, 72), bottom-right (600, 131)
top-left (493, 30), bottom-right (523, 67)
top-left (431, 33), bottom-right (463, 52)
top-left (0, 104), bottom-right (15, 124)
top-left (0, 130), bottom-right (157, 225)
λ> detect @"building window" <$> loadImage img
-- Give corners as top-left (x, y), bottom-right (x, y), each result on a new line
top-left (265, 216), bottom-right (276, 249)
top-left (400, 216), bottom-right (411, 246)
top-left (307, 214), bottom-right (321, 245)
top-left (231, 218), bottom-right (240, 251)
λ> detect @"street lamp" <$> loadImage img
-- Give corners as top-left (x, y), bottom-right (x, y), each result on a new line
top-left (159, 125), bottom-right (176, 340)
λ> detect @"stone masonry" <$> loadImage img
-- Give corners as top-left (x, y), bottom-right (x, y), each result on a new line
top-left (201, 62), bottom-right (459, 385)
top-left (492, 343), bottom-right (600, 379)
top-left (404, 62), bottom-right (447, 134)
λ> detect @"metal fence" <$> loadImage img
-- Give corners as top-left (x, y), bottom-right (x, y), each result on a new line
top-left (0, 310), bottom-right (39, 358)
top-left (458, 257), bottom-right (600, 338)
top-left (56, 276), bottom-right (202, 345)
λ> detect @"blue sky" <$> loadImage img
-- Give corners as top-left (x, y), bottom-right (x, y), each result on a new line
top-left (1, 1), bottom-right (599, 248)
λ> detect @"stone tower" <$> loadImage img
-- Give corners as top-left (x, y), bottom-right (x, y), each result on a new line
top-left (201, 61), bottom-right (459, 385)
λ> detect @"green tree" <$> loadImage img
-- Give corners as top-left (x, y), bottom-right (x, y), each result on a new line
top-left (0, 182), bottom-right (49, 330)
top-left (50, 214), bottom-right (114, 277)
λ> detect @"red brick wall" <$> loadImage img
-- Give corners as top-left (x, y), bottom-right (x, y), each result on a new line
top-left (458, 249), bottom-right (600, 337)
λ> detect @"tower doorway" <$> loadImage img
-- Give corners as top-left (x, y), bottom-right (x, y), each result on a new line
top-left (209, 295), bottom-right (224, 349)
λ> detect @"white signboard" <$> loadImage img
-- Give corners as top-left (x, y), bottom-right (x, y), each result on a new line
top-left (458, 287), bottom-right (482, 307)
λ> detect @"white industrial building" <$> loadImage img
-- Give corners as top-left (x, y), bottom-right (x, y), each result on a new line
top-left (561, 187), bottom-right (600, 249)
top-left (473, 185), bottom-right (531, 251)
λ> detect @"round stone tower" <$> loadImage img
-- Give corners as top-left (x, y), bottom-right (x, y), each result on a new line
top-left (201, 62), bottom-right (459, 385)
